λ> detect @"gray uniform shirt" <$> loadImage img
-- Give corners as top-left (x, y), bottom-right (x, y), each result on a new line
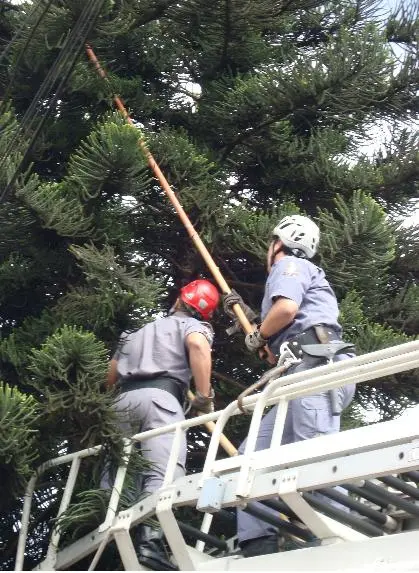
top-left (114, 311), bottom-right (214, 389)
top-left (261, 256), bottom-right (341, 354)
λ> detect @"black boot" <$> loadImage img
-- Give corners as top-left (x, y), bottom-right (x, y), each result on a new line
top-left (240, 534), bottom-right (279, 558)
top-left (135, 524), bottom-right (178, 571)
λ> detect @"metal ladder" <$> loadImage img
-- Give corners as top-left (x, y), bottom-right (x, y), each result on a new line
top-left (15, 341), bottom-right (419, 572)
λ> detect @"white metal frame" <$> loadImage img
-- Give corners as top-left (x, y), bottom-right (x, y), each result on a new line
top-left (14, 341), bottom-right (419, 571)
top-left (197, 530), bottom-right (419, 571)
top-left (49, 422), bottom-right (419, 571)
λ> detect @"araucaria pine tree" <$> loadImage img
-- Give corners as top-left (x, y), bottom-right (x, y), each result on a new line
top-left (0, 0), bottom-right (418, 568)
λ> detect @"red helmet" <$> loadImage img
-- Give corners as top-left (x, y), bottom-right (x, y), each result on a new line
top-left (180, 280), bottom-right (220, 320)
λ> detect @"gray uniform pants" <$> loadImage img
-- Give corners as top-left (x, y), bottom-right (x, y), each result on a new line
top-left (107, 387), bottom-right (187, 495)
top-left (237, 353), bottom-right (355, 544)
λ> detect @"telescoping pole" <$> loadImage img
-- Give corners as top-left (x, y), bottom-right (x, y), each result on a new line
top-left (85, 45), bottom-right (248, 457)
top-left (85, 44), bottom-right (253, 337)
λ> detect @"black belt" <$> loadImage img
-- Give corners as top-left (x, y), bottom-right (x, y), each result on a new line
top-left (290, 325), bottom-right (341, 346)
top-left (118, 376), bottom-right (184, 404)
top-left (287, 325), bottom-right (343, 359)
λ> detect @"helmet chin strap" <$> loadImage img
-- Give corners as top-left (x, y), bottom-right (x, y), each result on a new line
top-left (270, 239), bottom-right (306, 266)
top-left (177, 299), bottom-right (204, 320)
top-left (290, 248), bottom-right (306, 258)
top-left (169, 299), bottom-right (197, 318)
top-left (188, 306), bottom-right (204, 320)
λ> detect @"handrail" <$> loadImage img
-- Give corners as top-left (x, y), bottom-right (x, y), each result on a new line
top-left (200, 341), bottom-right (419, 480)
top-left (15, 341), bottom-right (419, 571)
top-left (15, 445), bottom-right (102, 572)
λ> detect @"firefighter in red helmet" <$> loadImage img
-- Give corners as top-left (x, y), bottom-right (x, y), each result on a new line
top-left (179, 279), bottom-right (219, 321)
top-left (105, 279), bottom-right (219, 570)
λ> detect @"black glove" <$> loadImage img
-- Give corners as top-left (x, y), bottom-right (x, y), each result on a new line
top-left (222, 290), bottom-right (259, 335)
top-left (222, 289), bottom-right (245, 318)
top-left (245, 327), bottom-right (267, 352)
top-left (190, 388), bottom-right (215, 414)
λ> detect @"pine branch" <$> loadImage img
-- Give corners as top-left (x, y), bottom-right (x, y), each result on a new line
top-left (27, 326), bottom-right (127, 454)
top-left (386, 0), bottom-right (419, 49)
top-left (0, 383), bottom-right (40, 506)
top-left (67, 112), bottom-right (150, 201)
top-left (318, 191), bottom-right (396, 312)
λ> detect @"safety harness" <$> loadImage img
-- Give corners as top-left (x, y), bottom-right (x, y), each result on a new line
top-left (237, 325), bottom-right (355, 414)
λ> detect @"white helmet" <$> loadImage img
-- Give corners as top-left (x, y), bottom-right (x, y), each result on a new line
top-left (272, 215), bottom-right (320, 259)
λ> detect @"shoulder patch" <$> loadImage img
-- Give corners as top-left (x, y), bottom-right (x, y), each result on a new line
top-left (281, 261), bottom-right (300, 277)
top-left (201, 322), bottom-right (214, 344)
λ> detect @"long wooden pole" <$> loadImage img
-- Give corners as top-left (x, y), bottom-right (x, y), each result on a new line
top-left (85, 45), bottom-right (253, 336)
top-left (85, 45), bottom-right (241, 457)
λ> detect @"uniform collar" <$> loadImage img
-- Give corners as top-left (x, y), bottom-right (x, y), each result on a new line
top-left (171, 310), bottom-right (194, 319)
top-left (272, 254), bottom-right (303, 265)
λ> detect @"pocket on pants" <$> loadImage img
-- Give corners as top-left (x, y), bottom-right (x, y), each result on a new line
top-left (299, 395), bottom-right (331, 436)
top-left (151, 399), bottom-right (178, 415)
top-left (148, 396), bottom-right (186, 473)
top-left (149, 394), bottom-right (183, 427)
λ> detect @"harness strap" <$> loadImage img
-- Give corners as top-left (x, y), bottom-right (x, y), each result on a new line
top-left (300, 342), bottom-right (355, 360)
top-left (282, 326), bottom-right (355, 417)
top-left (286, 325), bottom-right (354, 360)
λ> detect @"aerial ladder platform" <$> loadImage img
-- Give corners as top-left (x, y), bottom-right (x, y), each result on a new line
top-left (14, 341), bottom-right (419, 572)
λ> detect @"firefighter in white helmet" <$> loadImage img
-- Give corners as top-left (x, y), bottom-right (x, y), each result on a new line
top-left (223, 214), bottom-right (355, 558)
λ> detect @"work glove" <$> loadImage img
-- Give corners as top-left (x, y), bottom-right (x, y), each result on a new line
top-left (245, 327), bottom-right (267, 353)
top-left (222, 290), bottom-right (259, 336)
top-left (190, 387), bottom-right (215, 414)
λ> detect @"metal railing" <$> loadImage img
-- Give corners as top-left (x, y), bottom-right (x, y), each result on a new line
top-left (14, 340), bottom-right (419, 571)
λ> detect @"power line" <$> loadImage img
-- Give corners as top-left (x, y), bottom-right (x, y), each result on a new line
top-left (0, 0), bottom-right (52, 70)
top-left (0, 0), bottom-right (106, 204)
top-left (0, 0), bottom-right (56, 107)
